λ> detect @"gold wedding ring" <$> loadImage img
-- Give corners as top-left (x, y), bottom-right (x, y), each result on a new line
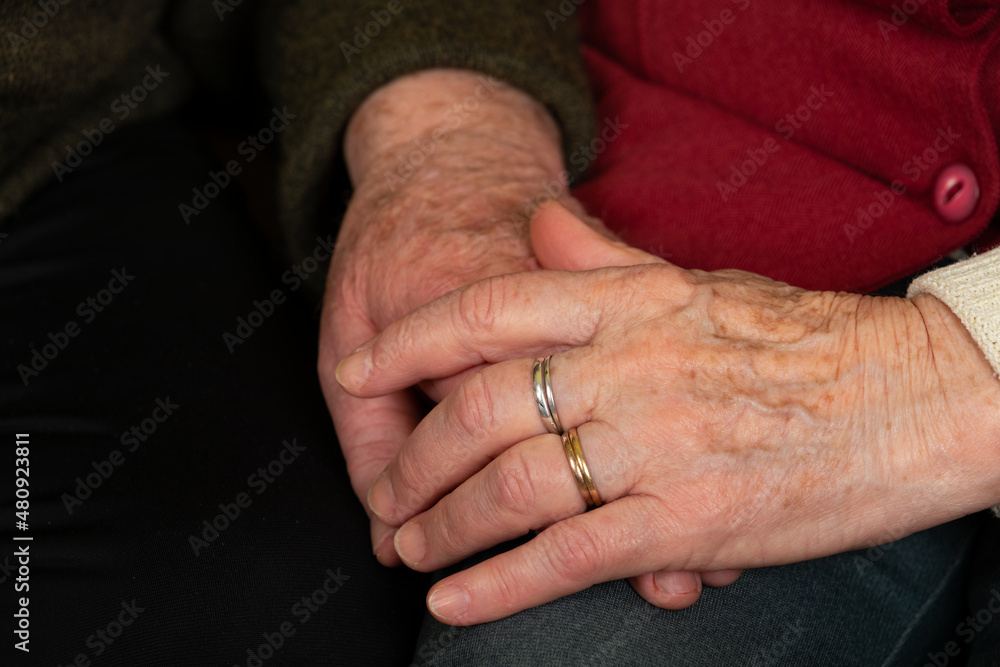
top-left (532, 359), bottom-right (602, 508)
top-left (562, 428), bottom-right (603, 508)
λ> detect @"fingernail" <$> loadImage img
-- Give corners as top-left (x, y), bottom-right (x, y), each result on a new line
top-left (367, 471), bottom-right (395, 521)
top-left (655, 570), bottom-right (700, 596)
top-left (428, 584), bottom-right (469, 621)
top-left (394, 522), bottom-right (426, 567)
top-left (335, 350), bottom-right (370, 390)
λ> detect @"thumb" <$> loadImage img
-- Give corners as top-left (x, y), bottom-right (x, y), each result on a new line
top-left (531, 201), bottom-right (665, 271)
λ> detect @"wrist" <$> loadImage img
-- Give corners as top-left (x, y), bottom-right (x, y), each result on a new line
top-left (911, 293), bottom-right (1000, 509)
top-left (344, 68), bottom-right (565, 189)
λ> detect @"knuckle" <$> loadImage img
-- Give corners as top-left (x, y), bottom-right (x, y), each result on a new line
top-left (451, 371), bottom-right (499, 443)
top-left (485, 566), bottom-right (522, 610)
top-left (543, 522), bottom-right (606, 583)
top-left (392, 455), bottom-right (436, 515)
top-left (366, 327), bottom-right (396, 374)
top-left (490, 450), bottom-right (538, 515)
top-left (366, 314), bottom-right (424, 376)
top-left (369, 317), bottom-right (420, 375)
top-left (455, 275), bottom-right (508, 336)
top-left (432, 502), bottom-right (473, 556)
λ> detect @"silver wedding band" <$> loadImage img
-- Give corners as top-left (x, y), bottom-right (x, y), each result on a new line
top-left (532, 358), bottom-right (602, 509)
top-left (532, 356), bottom-right (562, 434)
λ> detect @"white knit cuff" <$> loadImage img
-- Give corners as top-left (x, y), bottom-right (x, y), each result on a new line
top-left (907, 248), bottom-right (1000, 378)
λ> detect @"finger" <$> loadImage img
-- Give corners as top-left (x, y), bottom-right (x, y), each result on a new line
top-left (531, 201), bottom-right (666, 271)
top-left (332, 389), bottom-right (416, 566)
top-left (328, 388), bottom-right (421, 510)
top-left (334, 267), bottom-right (611, 397)
top-left (701, 569), bottom-right (744, 587)
top-left (628, 568), bottom-right (743, 612)
top-left (371, 520), bottom-right (401, 568)
top-left (326, 386), bottom-right (420, 566)
top-left (392, 433), bottom-right (582, 571)
top-left (392, 421), bottom-right (636, 574)
top-left (337, 262), bottom-right (694, 400)
top-left (423, 495), bottom-right (664, 626)
top-left (628, 571), bottom-right (703, 610)
top-left (329, 387), bottom-right (419, 566)
top-left (419, 362), bottom-right (488, 404)
top-left (369, 351), bottom-right (604, 525)
top-left (320, 308), bottom-right (420, 564)
top-left (370, 359), bottom-right (537, 525)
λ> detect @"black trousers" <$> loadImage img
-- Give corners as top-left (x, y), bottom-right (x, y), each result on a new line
top-left (1, 119), bottom-right (425, 665)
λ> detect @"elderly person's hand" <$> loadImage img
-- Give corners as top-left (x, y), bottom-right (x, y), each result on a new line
top-left (320, 71), bottom-right (731, 601)
top-left (318, 69), bottom-right (572, 566)
top-left (334, 202), bottom-right (1000, 625)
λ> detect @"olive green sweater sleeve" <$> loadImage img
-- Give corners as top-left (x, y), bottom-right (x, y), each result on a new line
top-left (256, 0), bottom-right (597, 269)
top-left (0, 0), bottom-right (595, 276)
top-left (0, 1), bottom-right (190, 223)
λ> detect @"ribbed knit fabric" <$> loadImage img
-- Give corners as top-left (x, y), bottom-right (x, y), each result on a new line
top-left (908, 247), bottom-right (1000, 377)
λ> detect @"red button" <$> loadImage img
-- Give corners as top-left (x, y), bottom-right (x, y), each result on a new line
top-left (933, 164), bottom-right (980, 225)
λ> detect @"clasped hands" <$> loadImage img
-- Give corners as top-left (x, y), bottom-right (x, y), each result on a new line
top-left (318, 70), bottom-right (1000, 628)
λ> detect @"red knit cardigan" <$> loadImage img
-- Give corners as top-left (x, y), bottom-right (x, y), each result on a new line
top-left (573, 0), bottom-right (1000, 292)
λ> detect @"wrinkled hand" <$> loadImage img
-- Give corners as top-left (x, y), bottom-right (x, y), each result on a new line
top-left (319, 70), bottom-right (728, 601)
top-left (318, 70), bottom-right (588, 566)
top-left (336, 202), bottom-right (1000, 624)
